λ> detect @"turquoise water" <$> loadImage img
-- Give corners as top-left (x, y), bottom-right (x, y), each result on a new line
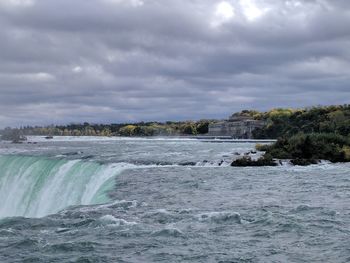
top-left (0, 155), bottom-right (133, 218)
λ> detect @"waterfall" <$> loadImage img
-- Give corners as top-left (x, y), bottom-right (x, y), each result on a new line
top-left (0, 155), bottom-right (131, 218)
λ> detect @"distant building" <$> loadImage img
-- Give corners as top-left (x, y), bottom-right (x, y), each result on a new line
top-left (208, 114), bottom-right (265, 139)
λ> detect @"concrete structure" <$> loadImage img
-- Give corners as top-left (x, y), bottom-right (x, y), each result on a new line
top-left (208, 114), bottom-right (265, 139)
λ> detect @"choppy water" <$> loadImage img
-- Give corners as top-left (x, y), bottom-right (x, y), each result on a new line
top-left (0, 136), bottom-right (350, 262)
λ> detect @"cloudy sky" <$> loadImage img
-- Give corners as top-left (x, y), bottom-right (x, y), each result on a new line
top-left (0, 0), bottom-right (350, 127)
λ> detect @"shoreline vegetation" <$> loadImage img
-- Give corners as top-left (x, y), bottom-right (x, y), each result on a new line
top-left (2, 104), bottom-right (350, 166)
top-left (232, 133), bottom-right (350, 167)
top-left (232, 104), bottom-right (350, 166)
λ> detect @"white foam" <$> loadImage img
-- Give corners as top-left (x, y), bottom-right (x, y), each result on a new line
top-left (99, 215), bottom-right (137, 226)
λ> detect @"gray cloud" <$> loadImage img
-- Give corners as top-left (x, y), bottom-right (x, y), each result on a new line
top-left (0, 0), bottom-right (350, 127)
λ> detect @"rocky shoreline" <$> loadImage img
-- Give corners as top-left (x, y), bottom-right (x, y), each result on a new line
top-left (231, 156), bottom-right (328, 167)
top-left (232, 133), bottom-right (350, 167)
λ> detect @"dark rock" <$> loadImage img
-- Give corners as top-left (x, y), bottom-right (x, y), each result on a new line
top-left (11, 140), bottom-right (24, 144)
top-left (290, 159), bottom-right (320, 166)
top-left (64, 151), bottom-right (83, 156)
top-left (81, 155), bottom-right (95, 160)
top-left (179, 162), bottom-right (197, 166)
top-left (231, 155), bottom-right (277, 167)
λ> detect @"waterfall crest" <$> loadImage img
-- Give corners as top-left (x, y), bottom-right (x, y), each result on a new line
top-left (0, 155), bottom-right (130, 218)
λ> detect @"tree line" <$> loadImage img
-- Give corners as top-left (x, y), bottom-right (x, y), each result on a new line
top-left (0, 120), bottom-right (213, 138)
top-left (2, 104), bottom-right (350, 141)
top-left (251, 104), bottom-right (350, 139)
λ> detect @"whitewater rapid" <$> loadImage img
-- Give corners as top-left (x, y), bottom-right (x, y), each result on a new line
top-left (0, 155), bottom-right (134, 218)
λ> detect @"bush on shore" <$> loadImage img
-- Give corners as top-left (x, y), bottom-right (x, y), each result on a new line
top-left (255, 143), bottom-right (271, 152)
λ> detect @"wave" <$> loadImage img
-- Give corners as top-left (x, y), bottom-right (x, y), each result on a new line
top-left (0, 155), bottom-right (136, 218)
top-left (151, 227), bottom-right (184, 238)
top-left (98, 215), bottom-right (137, 227)
top-left (197, 211), bottom-right (242, 224)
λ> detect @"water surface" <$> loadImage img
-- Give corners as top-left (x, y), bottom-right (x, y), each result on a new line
top-left (0, 137), bottom-right (349, 262)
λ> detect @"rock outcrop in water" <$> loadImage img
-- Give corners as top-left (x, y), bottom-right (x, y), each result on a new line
top-left (265, 133), bottom-right (350, 164)
top-left (234, 133), bottom-right (350, 167)
top-left (231, 155), bottom-right (277, 167)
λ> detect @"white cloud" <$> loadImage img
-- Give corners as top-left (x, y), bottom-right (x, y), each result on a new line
top-left (72, 66), bottom-right (83, 73)
top-left (211, 1), bottom-right (235, 27)
top-left (102, 0), bottom-right (143, 7)
top-left (0, 0), bottom-right (35, 7)
top-left (239, 0), bottom-right (269, 21)
top-left (0, 72), bottom-right (56, 82)
top-left (28, 72), bottom-right (55, 82)
top-left (286, 1), bottom-right (302, 8)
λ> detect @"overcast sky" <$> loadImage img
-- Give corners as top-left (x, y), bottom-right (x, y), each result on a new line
top-left (0, 0), bottom-right (350, 127)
